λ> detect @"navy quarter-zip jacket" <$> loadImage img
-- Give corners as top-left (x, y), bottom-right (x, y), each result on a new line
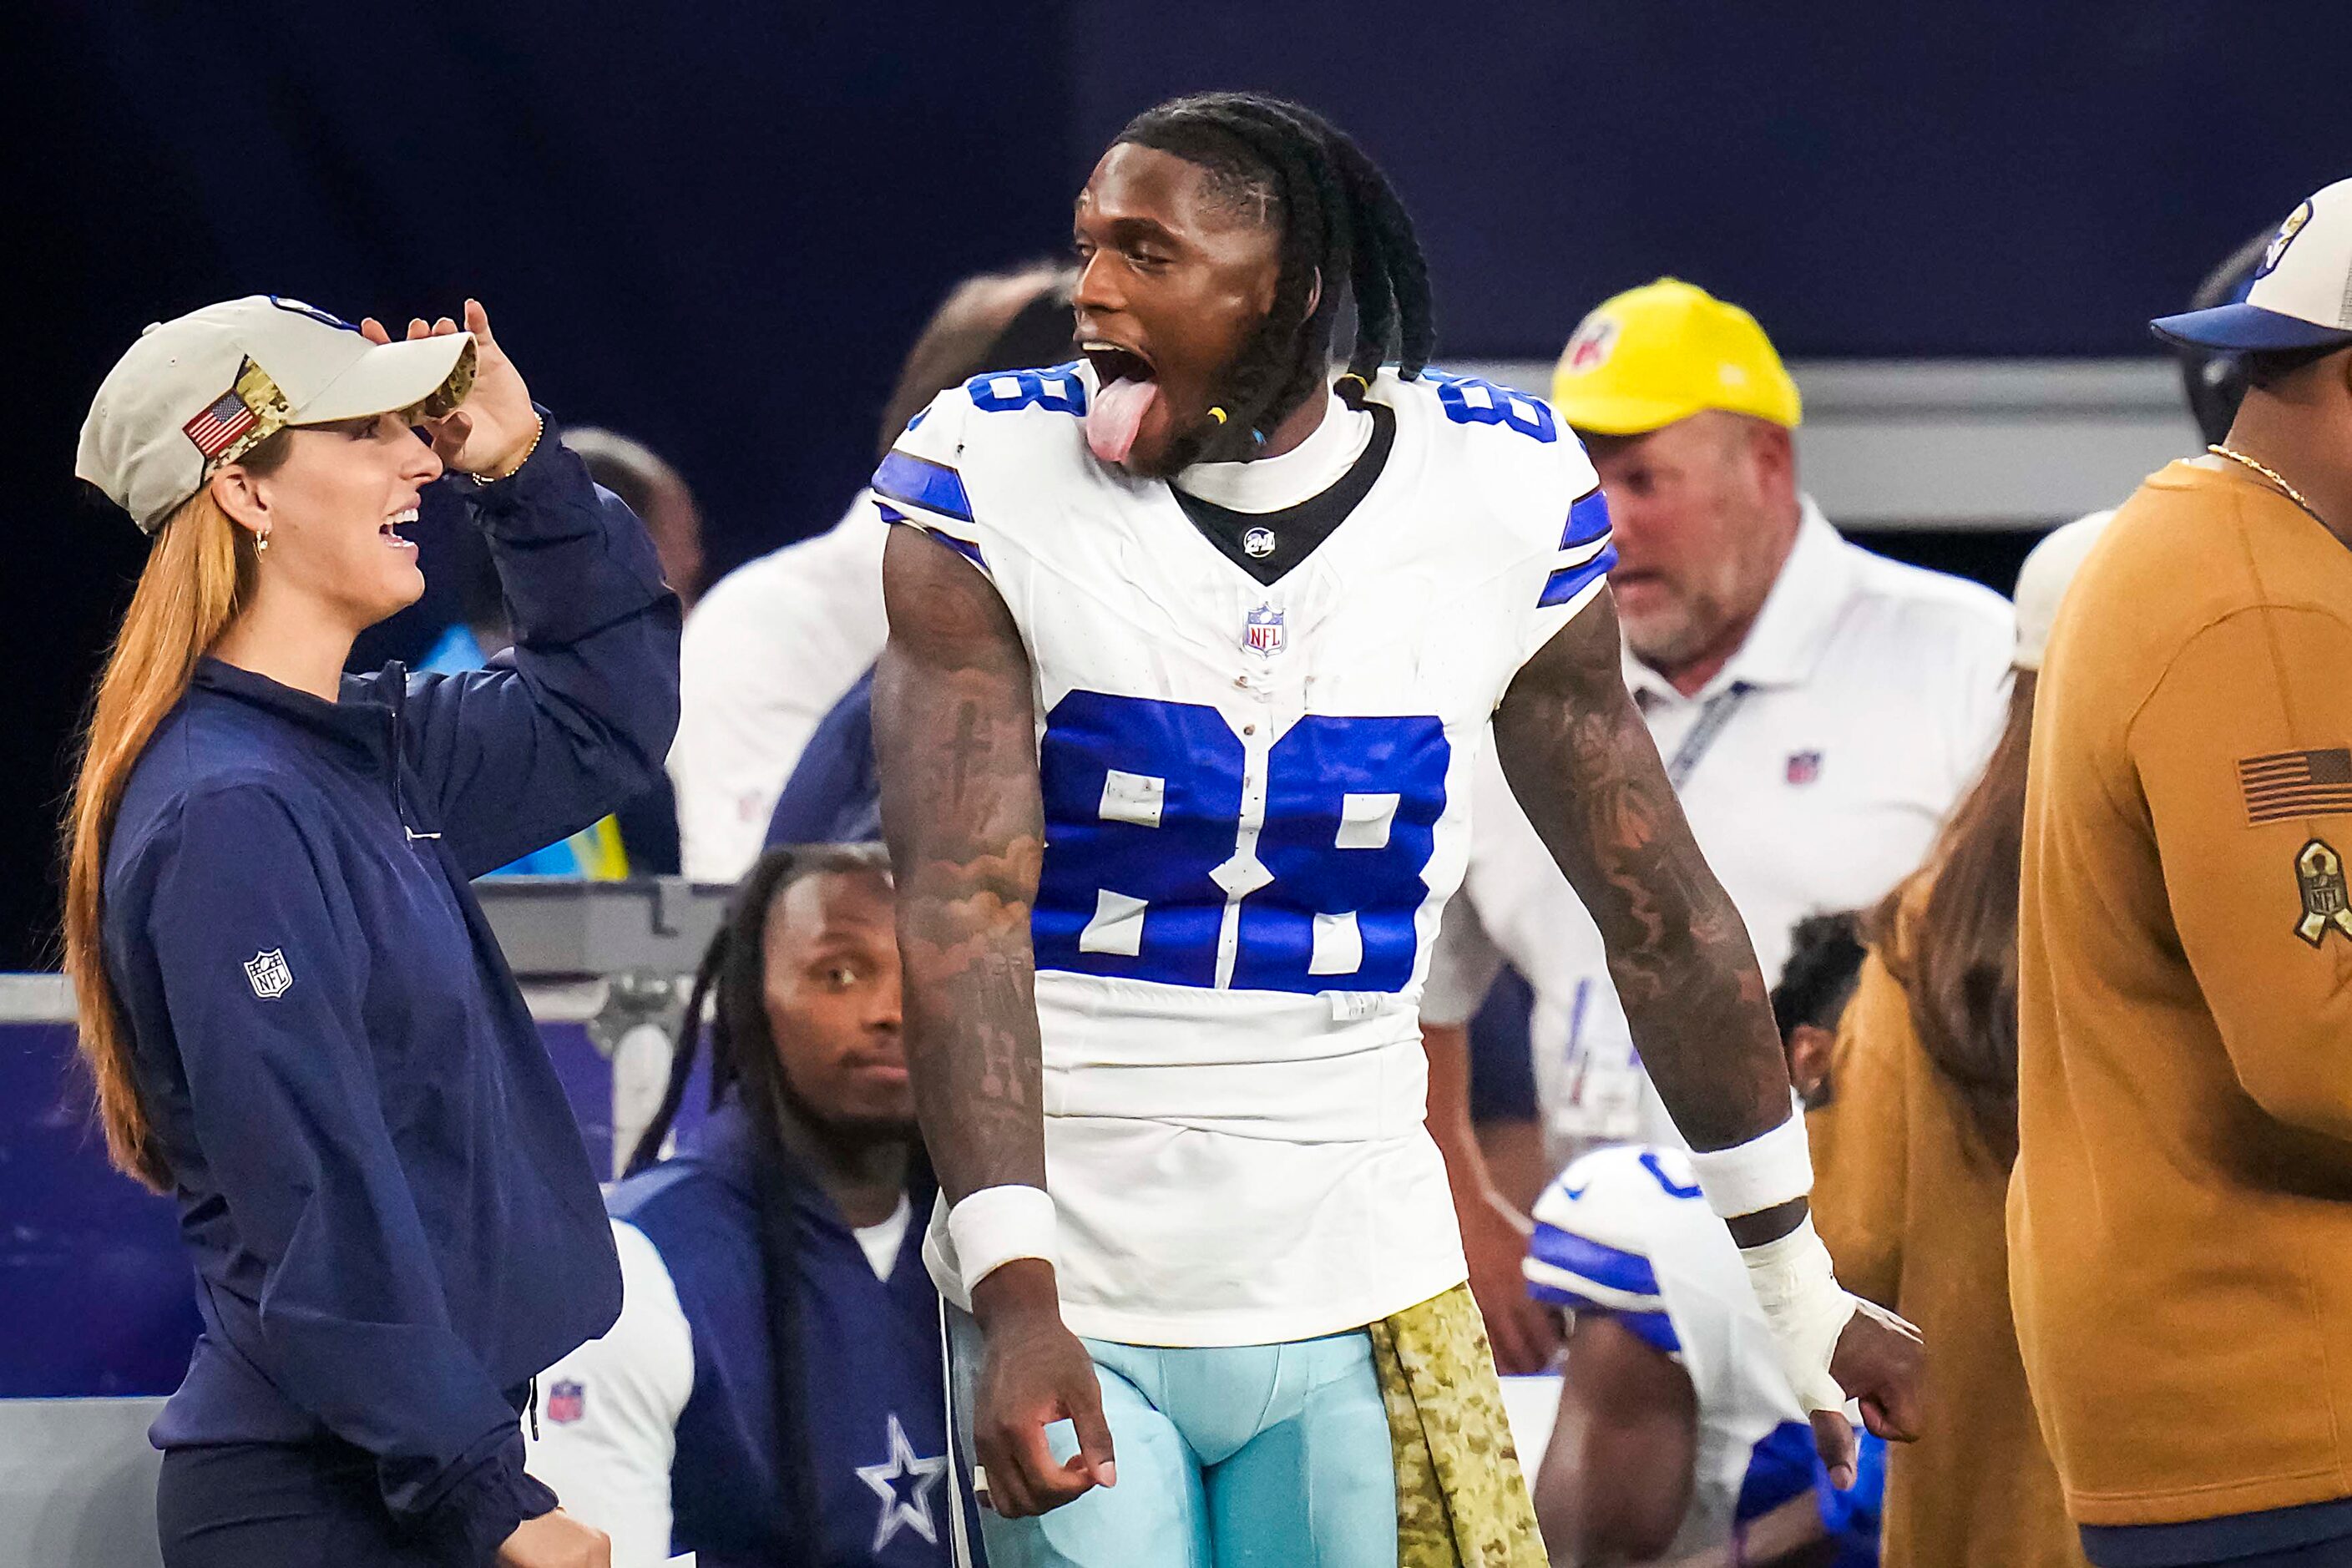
top-left (100, 417), bottom-right (680, 1565)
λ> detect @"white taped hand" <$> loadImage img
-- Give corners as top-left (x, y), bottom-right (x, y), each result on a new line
top-left (1737, 1214), bottom-right (1920, 1414)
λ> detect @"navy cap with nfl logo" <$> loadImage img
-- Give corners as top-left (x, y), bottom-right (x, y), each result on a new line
top-left (2152, 177), bottom-right (2352, 354)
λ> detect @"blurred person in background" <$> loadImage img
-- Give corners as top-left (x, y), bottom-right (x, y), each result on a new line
top-left (567, 427), bottom-right (704, 875)
top-left (527, 845), bottom-right (969, 1568)
top-left (66, 296), bottom-right (680, 1568)
top-left (752, 275), bottom-right (1082, 855)
top-left (2015, 177), bottom-right (2352, 1568)
top-left (670, 267), bottom-right (1075, 883)
top-left (566, 427), bottom-right (708, 610)
top-left (2176, 226), bottom-right (2288, 451)
top-left (1525, 912), bottom-right (1879, 1568)
top-left (1808, 517), bottom-right (2107, 1568)
top-left (1424, 279), bottom-right (2013, 1372)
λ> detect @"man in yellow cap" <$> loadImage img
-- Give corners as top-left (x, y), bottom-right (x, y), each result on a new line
top-left (1548, 278), bottom-right (1810, 686)
top-left (1419, 280), bottom-right (2016, 1399)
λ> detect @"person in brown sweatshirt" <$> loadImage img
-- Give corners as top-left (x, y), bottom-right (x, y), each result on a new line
top-left (1812, 515), bottom-right (2107, 1568)
top-left (2014, 175), bottom-right (2352, 1568)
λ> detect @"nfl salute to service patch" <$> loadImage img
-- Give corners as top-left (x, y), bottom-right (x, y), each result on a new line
top-left (2239, 746), bottom-right (2352, 825)
top-left (2294, 840), bottom-right (2352, 948)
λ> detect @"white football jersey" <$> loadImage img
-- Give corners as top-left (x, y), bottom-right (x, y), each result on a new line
top-left (878, 362), bottom-right (1612, 1345)
top-left (1526, 1146), bottom-right (1818, 1557)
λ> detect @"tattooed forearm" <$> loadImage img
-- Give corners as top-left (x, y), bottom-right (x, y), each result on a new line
top-left (1493, 592), bottom-right (1789, 1151)
top-left (873, 527), bottom-right (1049, 1201)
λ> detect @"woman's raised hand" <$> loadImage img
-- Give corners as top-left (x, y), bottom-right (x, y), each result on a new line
top-left (361, 299), bottom-right (539, 478)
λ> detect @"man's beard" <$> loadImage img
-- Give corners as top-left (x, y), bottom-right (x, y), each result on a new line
top-left (1133, 410), bottom-right (1232, 478)
top-left (1140, 367), bottom-right (1314, 478)
top-left (778, 1076), bottom-right (918, 1145)
top-left (1621, 600), bottom-right (1703, 670)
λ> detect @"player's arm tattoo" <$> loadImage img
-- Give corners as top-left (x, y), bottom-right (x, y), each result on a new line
top-left (1491, 592), bottom-right (1792, 1153)
top-left (872, 525), bottom-right (1047, 1201)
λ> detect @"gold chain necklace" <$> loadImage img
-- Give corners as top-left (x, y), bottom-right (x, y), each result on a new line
top-left (2208, 443), bottom-right (2330, 530)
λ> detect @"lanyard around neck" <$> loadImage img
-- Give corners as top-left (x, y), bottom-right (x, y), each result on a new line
top-left (1661, 680), bottom-right (1755, 791)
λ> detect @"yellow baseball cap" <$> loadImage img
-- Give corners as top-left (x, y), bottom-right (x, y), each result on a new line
top-left (1550, 278), bottom-right (1801, 435)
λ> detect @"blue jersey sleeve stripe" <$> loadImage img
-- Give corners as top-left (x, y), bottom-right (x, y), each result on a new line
top-left (1529, 1223), bottom-right (1662, 1297)
top-left (873, 502), bottom-right (988, 574)
top-left (1560, 487), bottom-right (1611, 550)
top-left (1538, 543), bottom-right (1618, 607)
top-left (872, 450), bottom-right (976, 524)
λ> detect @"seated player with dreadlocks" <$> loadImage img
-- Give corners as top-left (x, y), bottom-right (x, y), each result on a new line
top-left (871, 93), bottom-right (1922, 1568)
top-left (525, 845), bottom-right (974, 1567)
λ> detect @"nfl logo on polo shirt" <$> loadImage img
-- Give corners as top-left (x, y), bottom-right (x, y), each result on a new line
top-left (546, 1379), bottom-right (586, 1424)
top-left (1785, 751), bottom-right (1822, 786)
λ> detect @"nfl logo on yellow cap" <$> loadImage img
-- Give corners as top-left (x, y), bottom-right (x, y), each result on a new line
top-left (1550, 277), bottom-right (1802, 436)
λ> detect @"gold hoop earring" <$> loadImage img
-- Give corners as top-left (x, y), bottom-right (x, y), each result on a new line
top-left (1207, 407), bottom-right (1230, 425)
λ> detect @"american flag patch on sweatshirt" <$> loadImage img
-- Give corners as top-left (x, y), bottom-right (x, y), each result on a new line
top-left (2238, 747), bottom-right (2352, 825)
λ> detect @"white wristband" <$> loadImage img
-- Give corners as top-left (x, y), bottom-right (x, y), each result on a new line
top-left (1686, 1113), bottom-right (1813, 1220)
top-left (945, 1184), bottom-right (1058, 1292)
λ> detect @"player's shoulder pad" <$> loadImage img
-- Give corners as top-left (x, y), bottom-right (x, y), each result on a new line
top-left (1381, 366), bottom-right (1606, 557)
top-left (871, 363), bottom-right (1095, 571)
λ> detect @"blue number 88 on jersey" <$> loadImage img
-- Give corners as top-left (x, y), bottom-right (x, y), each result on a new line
top-left (1033, 691), bottom-right (1450, 994)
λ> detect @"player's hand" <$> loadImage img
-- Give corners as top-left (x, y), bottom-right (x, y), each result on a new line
top-left (361, 299), bottom-right (539, 478)
top-left (496, 1510), bottom-right (610, 1568)
top-left (1456, 1185), bottom-right (1560, 1374)
top-left (1813, 1302), bottom-right (1925, 1488)
top-left (970, 1259), bottom-right (1116, 1518)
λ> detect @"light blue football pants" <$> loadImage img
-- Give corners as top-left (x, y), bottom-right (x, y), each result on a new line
top-left (946, 1308), bottom-right (1399, 1568)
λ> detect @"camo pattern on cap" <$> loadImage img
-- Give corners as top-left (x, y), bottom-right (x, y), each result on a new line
top-left (206, 339), bottom-right (477, 474)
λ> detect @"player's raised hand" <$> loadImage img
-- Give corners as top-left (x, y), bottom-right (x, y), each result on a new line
top-left (971, 1259), bottom-right (1116, 1518)
top-left (361, 300), bottom-right (538, 478)
top-left (1815, 1299), bottom-right (1925, 1487)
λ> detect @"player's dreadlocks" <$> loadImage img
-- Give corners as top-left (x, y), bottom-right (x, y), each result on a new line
top-left (1115, 92), bottom-right (1435, 460)
top-left (628, 842), bottom-right (918, 1560)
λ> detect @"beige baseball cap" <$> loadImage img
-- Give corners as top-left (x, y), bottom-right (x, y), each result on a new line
top-left (2013, 509), bottom-right (2114, 671)
top-left (77, 295), bottom-right (476, 534)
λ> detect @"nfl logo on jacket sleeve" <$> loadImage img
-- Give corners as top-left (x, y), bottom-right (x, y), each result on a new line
top-left (243, 948), bottom-right (293, 999)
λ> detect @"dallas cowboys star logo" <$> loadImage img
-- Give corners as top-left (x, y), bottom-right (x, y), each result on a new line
top-left (855, 1411), bottom-right (948, 1552)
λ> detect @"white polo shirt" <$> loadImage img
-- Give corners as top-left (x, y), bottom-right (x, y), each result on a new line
top-left (668, 493), bottom-right (888, 883)
top-left (1427, 500), bottom-right (2013, 1160)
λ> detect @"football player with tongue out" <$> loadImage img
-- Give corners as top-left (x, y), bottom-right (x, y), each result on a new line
top-left (869, 92), bottom-right (1924, 1568)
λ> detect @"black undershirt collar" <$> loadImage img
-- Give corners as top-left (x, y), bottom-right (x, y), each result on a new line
top-left (1167, 401), bottom-right (1397, 586)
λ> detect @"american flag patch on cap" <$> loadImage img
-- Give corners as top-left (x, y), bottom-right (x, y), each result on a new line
top-left (183, 383), bottom-right (256, 460)
top-left (2238, 746), bottom-right (2352, 825)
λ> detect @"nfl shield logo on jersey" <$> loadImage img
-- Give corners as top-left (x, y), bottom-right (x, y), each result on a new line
top-left (243, 948), bottom-right (293, 1000)
top-left (546, 1379), bottom-right (585, 1424)
top-left (1785, 751), bottom-right (1822, 786)
top-left (1242, 604), bottom-right (1286, 657)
